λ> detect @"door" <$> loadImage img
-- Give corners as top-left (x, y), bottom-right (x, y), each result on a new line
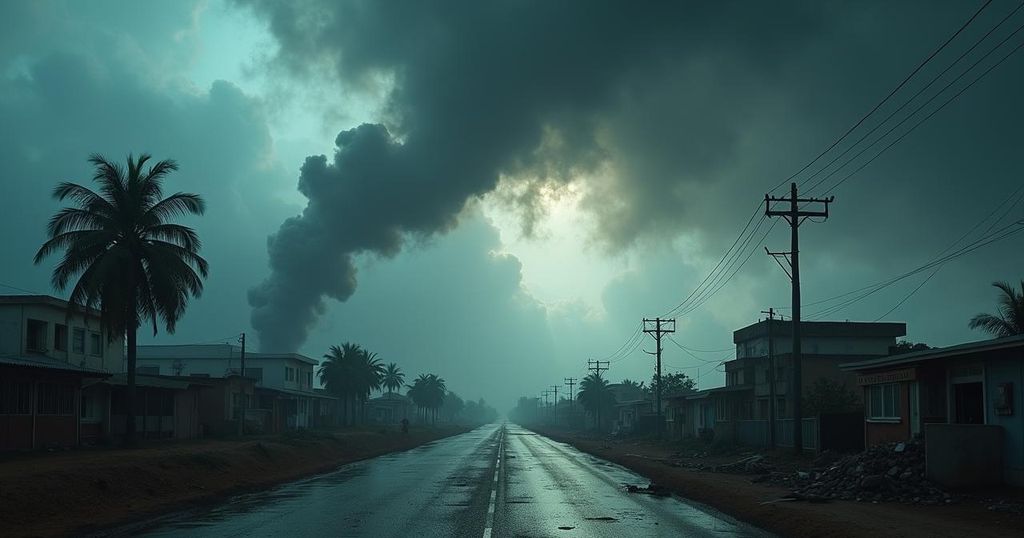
top-left (953, 382), bottom-right (984, 424)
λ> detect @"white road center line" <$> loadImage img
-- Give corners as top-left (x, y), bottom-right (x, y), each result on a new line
top-left (483, 425), bottom-right (504, 538)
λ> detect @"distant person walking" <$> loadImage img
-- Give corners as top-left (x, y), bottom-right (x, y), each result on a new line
top-left (401, 417), bottom-right (410, 434)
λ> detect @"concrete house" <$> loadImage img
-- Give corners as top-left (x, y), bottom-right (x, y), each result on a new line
top-left (843, 334), bottom-right (1024, 487)
top-left (668, 319), bottom-right (906, 451)
top-left (0, 295), bottom-right (121, 450)
top-left (136, 344), bottom-right (336, 431)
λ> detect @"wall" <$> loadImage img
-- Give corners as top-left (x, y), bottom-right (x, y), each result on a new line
top-left (926, 423), bottom-right (1003, 487)
top-left (0, 303), bottom-right (123, 373)
top-left (984, 353), bottom-right (1024, 486)
top-left (864, 381), bottom-right (912, 447)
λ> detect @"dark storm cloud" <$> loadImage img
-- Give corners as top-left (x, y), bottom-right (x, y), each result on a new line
top-left (0, 1), bottom-right (293, 344)
top-left (239, 0), bottom-right (837, 351)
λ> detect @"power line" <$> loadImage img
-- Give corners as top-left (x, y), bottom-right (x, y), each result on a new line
top-left (799, 1), bottom-right (1024, 196)
top-left (820, 22), bottom-right (1024, 196)
top-left (766, 0), bottom-right (995, 195)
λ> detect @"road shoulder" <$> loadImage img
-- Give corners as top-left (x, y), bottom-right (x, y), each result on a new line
top-left (0, 426), bottom-right (473, 538)
top-left (529, 427), bottom-right (1024, 538)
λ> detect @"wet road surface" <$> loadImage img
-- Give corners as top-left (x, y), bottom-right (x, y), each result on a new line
top-left (122, 423), bottom-right (767, 537)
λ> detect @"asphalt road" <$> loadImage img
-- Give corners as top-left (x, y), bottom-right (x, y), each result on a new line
top-left (127, 423), bottom-right (767, 537)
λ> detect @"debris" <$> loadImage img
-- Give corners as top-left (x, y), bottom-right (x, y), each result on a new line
top-left (558, 526), bottom-right (576, 530)
top-left (625, 483), bottom-right (671, 497)
top-left (584, 516), bottom-right (618, 521)
top-left (763, 439), bottom-right (952, 504)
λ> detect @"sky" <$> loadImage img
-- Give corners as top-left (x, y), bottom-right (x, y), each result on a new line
top-left (2, 0), bottom-right (1023, 411)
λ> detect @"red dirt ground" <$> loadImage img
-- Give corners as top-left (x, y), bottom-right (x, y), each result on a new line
top-left (533, 427), bottom-right (1024, 538)
top-left (0, 426), bottom-right (471, 538)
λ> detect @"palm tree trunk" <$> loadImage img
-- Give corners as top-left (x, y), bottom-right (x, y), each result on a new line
top-left (124, 310), bottom-right (138, 447)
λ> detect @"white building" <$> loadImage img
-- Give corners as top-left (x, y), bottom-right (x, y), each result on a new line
top-left (0, 295), bottom-right (121, 449)
top-left (136, 344), bottom-right (335, 430)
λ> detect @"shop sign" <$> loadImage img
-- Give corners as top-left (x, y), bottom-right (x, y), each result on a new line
top-left (858, 368), bottom-right (916, 385)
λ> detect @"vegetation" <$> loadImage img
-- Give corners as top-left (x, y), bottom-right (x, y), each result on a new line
top-left (381, 362), bottom-right (405, 394)
top-left (969, 280), bottom-right (1024, 338)
top-left (407, 373), bottom-right (447, 424)
top-left (577, 373), bottom-right (615, 431)
top-left (318, 343), bottom-right (384, 425)
top-left (802, 378), bottom-right (861, 416)
top-left (650, 372), bottom-right (696, 396)
top-left (35, 154), bottom-right (208, 446)
top-left (891, 340), bottom-right (931, 354)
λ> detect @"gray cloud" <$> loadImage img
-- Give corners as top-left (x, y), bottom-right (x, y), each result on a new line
top-left (239, 0), bottom-right (842, 351)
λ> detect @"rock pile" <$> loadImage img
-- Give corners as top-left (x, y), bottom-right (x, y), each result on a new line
top-left (761, 440), bottom-right (953, 504)
top-left (714, 454), bottom-right (775, 475)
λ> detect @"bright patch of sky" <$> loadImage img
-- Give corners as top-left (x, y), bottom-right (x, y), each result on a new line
top-left (183, 0), bottom-right (632, 315)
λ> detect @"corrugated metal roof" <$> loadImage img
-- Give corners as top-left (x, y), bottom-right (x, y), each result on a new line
top-left (137, 344), bottom-right (318, 365)
top-left (103, 373), bottom-right (194, 390)
top-left (841, 334), bottom-right (1024, 371)
top-left (0, 354), bottom-right (111, 376)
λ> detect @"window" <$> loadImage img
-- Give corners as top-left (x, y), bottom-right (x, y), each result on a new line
top-left (0, 380), bottom-right (32, 415)
top-left (776, 397), bottom-right (787, 419)
top-left (307, 372), bottom-right (313, 388)
top-left (81, 393), bottom-right (102, 420)
top-left (285, 367), bottom-right (294, 381)
top-left (27, 319), bottom-right (47, 352)
top-left (72, 328), bottom-right (86, 353)
top-left (54, 324), bottom-right (68, 351)
top-left (776, 366), bottom-right (785, 383)
top-left (88, 332), bottom-right (102, 356)
top-left (137, 366), bottom-right (160, 375)
top-left (715, 398), bottom-right (730, 421)
top-left (37, 383), bottom-right (75, 415)
top-left (868, 383), bottom-right (901, 420)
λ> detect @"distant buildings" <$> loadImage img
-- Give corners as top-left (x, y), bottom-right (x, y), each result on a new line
top-left (136, 344), bottom-right (337, 431)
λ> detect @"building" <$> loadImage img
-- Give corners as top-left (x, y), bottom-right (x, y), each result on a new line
top-left (0, 295), bottom-right (121, 450)
top-left (365, 392), bottom-right (413, 424)
top-left (843, 335), bottom-right (1024, 487)
top-left (669, 319), bottom-right (906, 450)
top-left (136, 344), bottom-right (335, 431)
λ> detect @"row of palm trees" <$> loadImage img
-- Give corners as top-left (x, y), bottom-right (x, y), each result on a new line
top-left (316, 342), bottom-right (450, 425)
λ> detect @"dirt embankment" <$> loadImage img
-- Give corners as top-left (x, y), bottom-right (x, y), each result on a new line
top-left (0, 426), bottom-right (472, 537)
top-left (531, 427), bottom-right (1024, 538)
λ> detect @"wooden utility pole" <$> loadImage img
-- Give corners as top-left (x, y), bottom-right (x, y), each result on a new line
top-left (643, 318), bottom-right (676, 439)
top-left (550, 385), bottom-right (559, 423)
top-left (564, 377), bottom-right (577, 412)
top-left (586, 360), bottom-right (609, 430)
top-left (237, 332), bottom-right (247, 436)
top-left (587, 359), bottom-right (609, 376)
top-left (761, 309), bottom-right (776, 450)
top-left (765, 183), bottom-right (833, 454)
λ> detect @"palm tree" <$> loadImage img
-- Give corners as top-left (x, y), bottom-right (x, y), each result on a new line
top-left (354, 351), bottom-right (385, 422)
top-left (34, 154), bottom-right (207, 446)
top-left (319, 343), bottom-right (364, 425)
top-left (577, 373), bottom-right (615, 432)
top-left (406, 373), bottom-right (446, 424)
top-left (969, 280), bottom-right (1024, 338)
top-left (382, 362), bottom-right (405, 394)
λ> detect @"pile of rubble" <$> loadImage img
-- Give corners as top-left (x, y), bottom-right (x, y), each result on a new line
top-left (759, 440), bottom-right (953, 504)
top-left (714, 454), bottom-right (775, 475)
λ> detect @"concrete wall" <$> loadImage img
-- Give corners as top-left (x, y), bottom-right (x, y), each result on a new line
top-left (925, 423), bottom-right (1003, 487)
top-left (984, 354), bottom-right (1024, 486)
top-left (864, 381), bottom-right (911, 447)
top-left (737, 335), bottom-right (897, 360)
top-left (0, 302), bottom-right (123, 372)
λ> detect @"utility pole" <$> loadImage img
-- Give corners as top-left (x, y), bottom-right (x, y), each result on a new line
top-left (586, 360), bottom-right (609, 430)
top-left (765, 183), bottom-right (833, 454)
top-left (761, 309), bottom-right (776, 450)
top-left (564, 377), bottom-right (577, 412)
top-left (237, 332), bottom-right (247, 436)
top-left (542, 390), bottom-right (552, 419)
top-left (643, 318), bottom-right (676, 439)
top-left (587, 359), bottom-right (609, 376)
top-left (550, 385), bottom-right (559, 424)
